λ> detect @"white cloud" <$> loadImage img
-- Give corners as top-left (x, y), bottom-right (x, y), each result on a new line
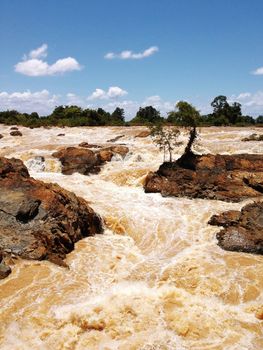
top-left (252, 67), bottom-right (263, 75)
top-left (15, 44), bottom-right (82, 76)
top-left (229, 91), bottom-right (263, 115)
top-left (87, 86), bottom-right (128, 100)
top-left (28, 43), bottom-right (48, 59)
top-left (0, 90), bottom-right (60, 115)
top-left (105, 46), bottom-right (159, 60)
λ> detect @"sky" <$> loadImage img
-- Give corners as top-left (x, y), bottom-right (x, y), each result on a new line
top-left (0, 0), bottom-right (263, 119)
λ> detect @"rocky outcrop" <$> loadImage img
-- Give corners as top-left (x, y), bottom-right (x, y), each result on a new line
top-left (53, 145), bottom-right (129, 175)
top-left (79, 142), bottom-right (102, 149)
top-left (242, 133), bottom-right (263, 142)
top-left (0, 157), bottom-right (103, 276)
top-left (10, 130), bottom-right (22, 136)
top-left (0, 250), bottom-right (11, 279)
top-left (209, 201), bottom-right (263, 255)
top-left (107, 135), bottom-right (125, 142)
top-left (135, 130), bottom-right (151, 138)
top-left (52, 147), bottom-right (101, 175)
top-left (144, 154), bottom-right (263, 202)
top-left (102, 145), bottom-right (129, 158)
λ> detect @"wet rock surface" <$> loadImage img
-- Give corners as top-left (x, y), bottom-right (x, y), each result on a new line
top-left (10, 130), bottom-right (22, 136)
top-left (52, 147), bottom-right (102, 175)
top-left (209, 201), bottom-right (263, 255)
top-left (144, 153), bottom-right (263, 202)
top-left (242, 133), bottom-right (263, 142)
top-left (53, 145), bottom-right (129, 175)
top-left (0, 157), bottom-right (103, 276)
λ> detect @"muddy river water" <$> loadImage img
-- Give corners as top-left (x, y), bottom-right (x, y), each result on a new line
top-left (0, 126), bottom-right (262, 350)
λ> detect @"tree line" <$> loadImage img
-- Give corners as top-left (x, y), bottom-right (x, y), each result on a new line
top-left (0, 95), bottom-right (262, 127)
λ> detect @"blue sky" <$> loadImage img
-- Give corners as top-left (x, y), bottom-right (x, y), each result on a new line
top-left (0, 0), bottom-right (263, 118)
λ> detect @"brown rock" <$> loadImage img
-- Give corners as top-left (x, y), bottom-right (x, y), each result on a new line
top-left (98, 150), bottom-right (114, 162)
top-left (135, 130), bottom-right (151, 138)
top-left (144, 154), bottom-right (263, 202)
top-left (242, 134), bottom-right (263, 142)
top-left (52, 147), bottom-right (101, 175)
top-left (0, 134), bottom-right (3, 139)
top-left (103, 145), bottom-right (129, 157)
top-left (10, 130), bottom-right (22, 136)
top-left (0, 263), bottom-right (11, 279)
top-left (209, 201), bottom-right (263, 255)
top-left (57, 133), bottom-right (65, 137)
top-left (79, 142), bottom-right (102, 149)
top-left (107, 135), bottom-right (125, 142)
top-left (0, 157), bottom-right (103, 275)
top-left (10, 127), bottom-right (18, 130)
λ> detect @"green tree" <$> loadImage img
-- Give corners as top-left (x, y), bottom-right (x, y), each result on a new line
top-left (149, 123), bottom-right (182, 162)
top-left (169, 101), bottom-right (200, 167)
top-left (111, 107), bottom-right (125, 125)
top-left (130, 106), bottom-right (162, 125)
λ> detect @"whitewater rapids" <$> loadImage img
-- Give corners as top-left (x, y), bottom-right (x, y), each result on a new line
top-left (0, 126), bottom-right (262, 350)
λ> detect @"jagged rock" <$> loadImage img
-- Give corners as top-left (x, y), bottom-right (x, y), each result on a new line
top-left (52, 147), bottom-right (101, 175)
top-left (144, 154), bottom-right (263, 202)
top-left (242, 133), bottom-right (263, 142)
top-left (0, 157), bottom-right (103, 275)
top-left (107, 135), bottom-right (125, 142)
top-left (53, 145), bottom-right (129, 175)
top-left (0, 263), bottom-right (11, 279)
top-left (10, 130), bottom-right (22, 136)
top-left (79, 142), bottom-right (102, 149)
top-left (98, 150), bottom-right (114, 162)
top-left (209, 201), bottom-right (263, 255)
top-left (135, 130), bottom-right (151, 138)
top-left (103, 145), bottom-right (129, 158)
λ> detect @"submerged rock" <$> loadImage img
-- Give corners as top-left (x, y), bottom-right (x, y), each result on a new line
top-left (135, 130), bottom-right (151, 138)
top-left (242, 133), bottom-right (263, 142)
top-left (209, 201), bottom-right (263, 255)
top-left (0, 157), bottom-right (103, 275)
top-left (10, 130), bottom-right (22, 136)
top-left (144, 154), bottom-right (263, 202)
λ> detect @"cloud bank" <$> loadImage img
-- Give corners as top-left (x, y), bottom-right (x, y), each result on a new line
top-left (15, 44), bottom-right (82, 76)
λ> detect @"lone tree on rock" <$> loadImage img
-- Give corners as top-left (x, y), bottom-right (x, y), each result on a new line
top-left (149, 123), bottom-right (182, 162)
top-left (168, 101), bottom-right (200, 167)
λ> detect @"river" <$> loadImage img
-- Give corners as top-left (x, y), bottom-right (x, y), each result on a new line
top-left (0, 126), bottom-right (262, 349)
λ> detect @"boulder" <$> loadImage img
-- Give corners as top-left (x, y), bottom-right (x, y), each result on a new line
top-left (103, 145), bottom-right (129, 158)
top-left (57, 133), bottom-right (65, 137)
top-left (10, 130), bottom-right (22, 136)
top-left (242, 134), bottom-right (263, 142)
top-left (0, 134), bottom-right (3, 139)
top-left (107, 135), bottom-right (125, 142)
top-left (10, 126), bottom-right (18, 130)
top-left (98, 150), bottom-right (114, 162)
top-left (135, 130), bottom-right (151, 138)
top-left (52, 147), bottom-right (101, 175)
top-left (79, 142), bottom-right (102, 149)
top-left (0, 157), bottom-right (103, 275)
top-left (209, 201), bottom-right (263, 255)
top-left (0, 263), bottom-right (11, 279)
top-left (144, 154), bottom-right (263, 202)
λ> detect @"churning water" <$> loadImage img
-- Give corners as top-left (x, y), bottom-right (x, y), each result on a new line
top-left (0, 126), bottom-right (262, 349)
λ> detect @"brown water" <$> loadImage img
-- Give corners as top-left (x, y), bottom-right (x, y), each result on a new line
top-left (0, 126), bottom-right (262, 350)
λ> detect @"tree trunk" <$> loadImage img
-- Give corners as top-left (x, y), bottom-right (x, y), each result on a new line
top-left (176, 126), bottom-right (197, 169)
